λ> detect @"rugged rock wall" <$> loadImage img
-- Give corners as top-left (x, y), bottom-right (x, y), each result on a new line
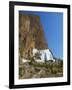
top-left (19, 14), bottom-right (48, 60)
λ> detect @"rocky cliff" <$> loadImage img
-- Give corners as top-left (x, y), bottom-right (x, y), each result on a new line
top-left (19, 14), bottom-right (48, 60)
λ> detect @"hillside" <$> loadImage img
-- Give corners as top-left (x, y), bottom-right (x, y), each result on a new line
top-left (19, 60), bottom-right (63, 79)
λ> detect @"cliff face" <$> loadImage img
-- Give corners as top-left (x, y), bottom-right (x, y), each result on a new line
top-left (19, 14), bottom-right (48, 59)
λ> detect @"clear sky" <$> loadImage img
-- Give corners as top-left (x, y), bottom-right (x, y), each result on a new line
top-left (19, 11), bottom-right (63, 59)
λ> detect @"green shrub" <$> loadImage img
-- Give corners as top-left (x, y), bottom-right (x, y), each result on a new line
top-left (51, 67), bottom-right (57, 74)
top-left (19, 67), bottom-right (25, 78)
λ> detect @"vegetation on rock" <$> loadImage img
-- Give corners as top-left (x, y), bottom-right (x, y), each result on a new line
top-left (19, 59), bottom-right (63, 79)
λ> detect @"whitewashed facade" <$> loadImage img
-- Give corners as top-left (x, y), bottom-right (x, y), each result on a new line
top-left (32, 48), bottom-right (55, 62)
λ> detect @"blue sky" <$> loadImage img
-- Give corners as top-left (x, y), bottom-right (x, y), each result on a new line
top-left (19, 11), bottom-right (63, 59)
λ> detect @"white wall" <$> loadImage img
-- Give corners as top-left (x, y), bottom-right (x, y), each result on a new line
top-left (0, 0), bottom-right (71, 90)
